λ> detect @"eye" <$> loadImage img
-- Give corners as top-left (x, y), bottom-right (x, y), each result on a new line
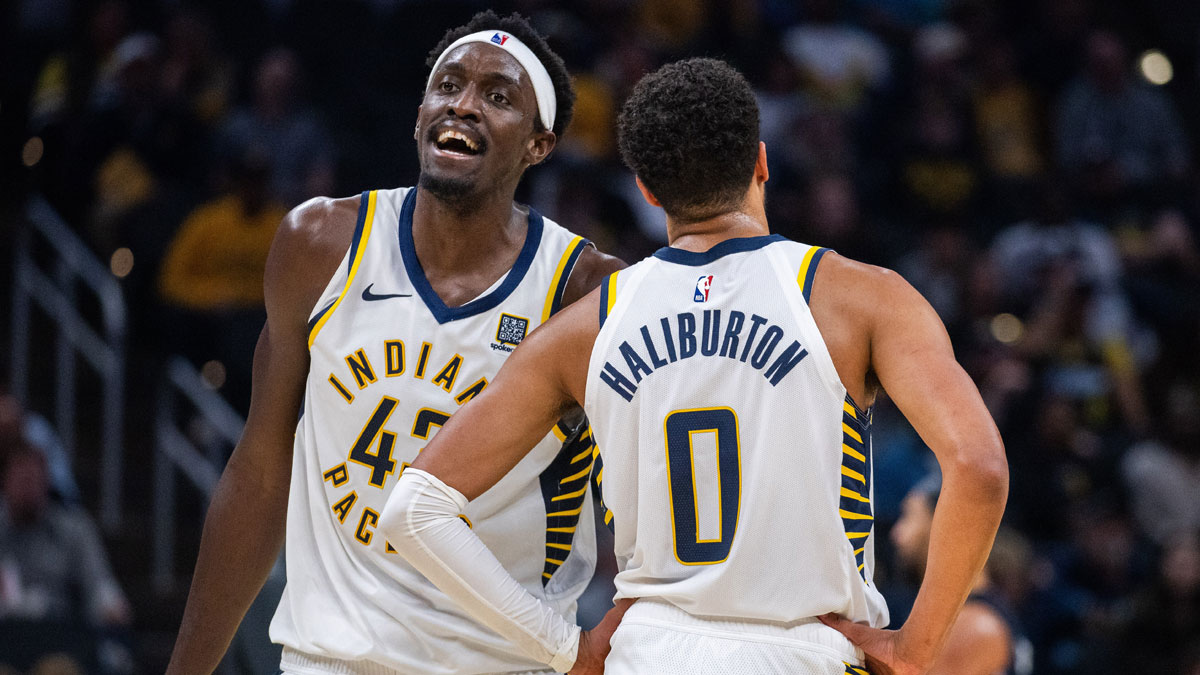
top-left (439, 81), bottom-right (458, 93)
top-left (489, 92), bottom-right (509, 105)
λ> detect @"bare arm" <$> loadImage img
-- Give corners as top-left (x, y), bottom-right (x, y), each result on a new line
top-left (818, 261), bottom-right (1008, 674)
top-left (167, 197), bottom-right (358, 674)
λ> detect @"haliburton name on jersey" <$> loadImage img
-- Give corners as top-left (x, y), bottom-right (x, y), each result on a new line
top-left (598, 308), bottom-right (809, 402)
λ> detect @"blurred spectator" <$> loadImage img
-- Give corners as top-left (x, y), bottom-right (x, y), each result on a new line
top-left (0, 444), bottom-right (130, 627)
top-left (68, 30), bottom-right (210, 252)
top-left (990, 184), bottom-right (1148, 432)
top-left (1055, 30), bottom-right (1191, 204)
top-left (1122, 533), bottom-right (1200, 671)
top-left (159, 8), bottom-right (235, 129)
top-left (0, 392), bottom-right (79, 505)
top-left (1121, 208), bottom-right (1200, 369)
top-left (1121, 382), bottom-right (1200, 545)
top-left (157, 149), bottom-right (286, 408)
top-left (796, 172), bottom-right (889, 265)
top-left (218, 47), bottom-right (336, 206)
top-left (973, 39), bottom-right (1045, 221)
top-left (781, 0), bottom-right (892, 114)
top-left (158, 150), bottom-right (284, 313)
top-left (889, 476), bottom-right (1035, 674)
top-left (0, 444), bottom-right (132, 675)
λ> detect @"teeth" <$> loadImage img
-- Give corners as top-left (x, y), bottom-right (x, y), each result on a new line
top-left (437, 130), bottom-right (479, 151)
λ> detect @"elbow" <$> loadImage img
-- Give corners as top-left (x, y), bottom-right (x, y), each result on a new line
top-left (946, 439), bottom-right (1009, 508)
top-left (377, 478), bottom-right (419, 549)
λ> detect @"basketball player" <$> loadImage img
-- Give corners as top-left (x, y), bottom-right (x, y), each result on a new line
top-left (167, 12), bottom-right (625, 675)
top-left (378, 58), bottom-right (1009, 675)
top-left (892, 477), bottom-right (1033, 675)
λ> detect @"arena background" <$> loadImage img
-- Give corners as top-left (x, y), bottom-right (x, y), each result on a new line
top-left (1, 0), bottom-right (1199, 672)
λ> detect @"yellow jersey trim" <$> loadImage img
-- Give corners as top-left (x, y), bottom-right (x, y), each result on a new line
top-left (308, 190), bottom-right (378, 349)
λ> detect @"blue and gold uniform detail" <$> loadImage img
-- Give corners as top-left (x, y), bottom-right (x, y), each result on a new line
top-left (307, 190), bottom-right (377, 348)
top-left (279, 186), bottom-right (599, 672)
top-left (538, 420), bottom-right (598, 584)
top-left (839, 396), bottom-right (874, 582)
top-left (663, 407), bottom-right (741, 565)
top-left (843, 661), bottom-right (871, 675)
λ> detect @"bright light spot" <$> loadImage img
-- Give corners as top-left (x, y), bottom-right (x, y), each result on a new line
top-left (22, 137), bottom-right (44, 167)
top-left (109, 248), bottom-right (134, 278)
top-left (1139, 50), bottom-right (1173, 85)
top-left (991, 313), bottom-right (1023, 344)
top-left (201, 361), bottom-right (227, 390)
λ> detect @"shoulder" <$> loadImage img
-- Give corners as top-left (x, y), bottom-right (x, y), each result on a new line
top-left (265, 194), bottom-right (362, 328)
top-left (812, 252), bottom-right (914, 317)
top-left (561, 244), bottom-right (627, 308)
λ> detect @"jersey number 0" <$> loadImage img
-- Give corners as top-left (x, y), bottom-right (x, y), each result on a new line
top-left (664, 407), bottom-right (741, 565)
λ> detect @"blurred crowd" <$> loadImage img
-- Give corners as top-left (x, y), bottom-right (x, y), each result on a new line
top-left (3, 0), bottom-right (1200, 672)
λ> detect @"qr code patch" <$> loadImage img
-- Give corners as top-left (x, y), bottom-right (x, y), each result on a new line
top-left (496, 314), bottom-right (528, 345)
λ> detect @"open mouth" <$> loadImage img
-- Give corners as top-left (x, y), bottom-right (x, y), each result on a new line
top-left (434, 129), bottom-right (483, 156)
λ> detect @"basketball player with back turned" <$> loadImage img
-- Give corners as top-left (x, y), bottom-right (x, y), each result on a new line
top-left (167, 12), bottom-right (625, 675)
top-left (379, 58), bottom-right (1009, 675)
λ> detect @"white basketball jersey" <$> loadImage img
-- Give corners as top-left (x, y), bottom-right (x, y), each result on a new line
top-left (271, 187), bottom-right (598, 674)
top-left (584, 235), bottom-right (889, 628)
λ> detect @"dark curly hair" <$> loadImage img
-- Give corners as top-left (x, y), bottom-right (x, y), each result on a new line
top-left (618, 58), bottom-right (760, 222)
top-left (427, 11), bottom-right (575, 138)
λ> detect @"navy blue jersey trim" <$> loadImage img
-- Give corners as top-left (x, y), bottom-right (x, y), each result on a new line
top-left (349, 190), bottom-right (371, 274)
top-left (307, 300), bottom-right (335, 333)
top-left (801, 247), bottom-right (830, 303)
top-left (306, 192), bottom-right (371, 333)
top-left (548, 238), bottom-right (590, 318)
top-left (397, 188), bottom-right (544, 324)
top-left (651, 234), bottom-right (786, 266)
top-left (598, 273), bottom-right (612, 328)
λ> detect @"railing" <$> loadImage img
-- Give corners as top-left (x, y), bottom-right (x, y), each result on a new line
top-left (152, 356), bottom-right (243, 591)
top-left (9, 195), bottom-right (127, 529)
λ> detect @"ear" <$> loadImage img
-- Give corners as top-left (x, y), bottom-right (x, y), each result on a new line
top-left (755, 141), bottom-right (769, 185)
top-left (635, 176), bottom-right (662, 207)
top-left (414, 105), bottom-right (423, 141)
top-left (524, 129), bottom-right (557, 166)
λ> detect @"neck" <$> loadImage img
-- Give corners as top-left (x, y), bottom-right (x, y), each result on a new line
top-left (667, 208), bottom-right (770, 253)
top-left (411, 184), bottom-right (526, 275)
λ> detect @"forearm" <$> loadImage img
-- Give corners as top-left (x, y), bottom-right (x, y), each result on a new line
top-left (167, 459), bottom-right (290, 674)
top-left (380, 468), bottom-right (579, 672)
top-left (903, 454), bottom-right (1008, 662)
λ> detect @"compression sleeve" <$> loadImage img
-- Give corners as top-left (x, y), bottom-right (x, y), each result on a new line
top-left (379, 468), bottom-right (580, 672)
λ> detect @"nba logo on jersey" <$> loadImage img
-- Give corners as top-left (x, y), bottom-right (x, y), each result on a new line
top-left (694, 275), bottom-right (714, 302)
top-left (491, 32), bottom-right (509, 46)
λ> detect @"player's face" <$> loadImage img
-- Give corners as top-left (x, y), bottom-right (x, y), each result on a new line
top-left (416, 43), bottom-right (551, 203)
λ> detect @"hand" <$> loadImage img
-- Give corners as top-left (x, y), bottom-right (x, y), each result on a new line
top-left (568, 598), bottom-right (636, 675)
top-left (818, 613), bottom-right (929, 675)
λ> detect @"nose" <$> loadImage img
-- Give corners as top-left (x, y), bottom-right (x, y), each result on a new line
top-left (446, 83), bottom-right (483, 122)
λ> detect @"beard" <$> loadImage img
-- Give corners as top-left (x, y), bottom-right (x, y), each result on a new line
top-left (417, 169), bottom-right (482, 208)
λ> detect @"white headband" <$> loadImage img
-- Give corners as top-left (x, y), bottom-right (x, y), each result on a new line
top-left (426, 30), bottom-right (557, 132)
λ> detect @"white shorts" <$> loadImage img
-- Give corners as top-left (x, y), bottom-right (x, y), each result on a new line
top-left (279, 647), bottom-right (554, 675)
top-left (605, 599), bottom-right (870, 675)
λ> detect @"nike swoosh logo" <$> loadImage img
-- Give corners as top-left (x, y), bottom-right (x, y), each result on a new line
top-left (362, 283), bottom-right (412, 301)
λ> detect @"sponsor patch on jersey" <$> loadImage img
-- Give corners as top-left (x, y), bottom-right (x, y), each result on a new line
top-left (694, 275), bottom-right (713, 302)
top-left (493, 313), bottom-right (529, 351)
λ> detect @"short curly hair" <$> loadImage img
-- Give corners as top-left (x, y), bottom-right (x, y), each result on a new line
top-left (618, 58), bottom-right (760, 222)
top-left (427, 11), bottom-right (575, 138)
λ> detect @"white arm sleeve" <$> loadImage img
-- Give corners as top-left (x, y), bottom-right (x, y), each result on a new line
top-left (379, 468), bottom-right (580, 672)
